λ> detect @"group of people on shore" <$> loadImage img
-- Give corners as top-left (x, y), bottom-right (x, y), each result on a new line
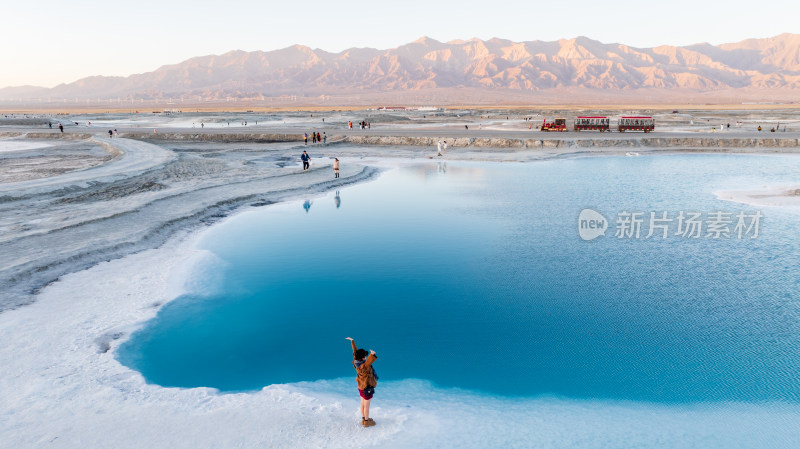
top-left (727, 123), bottom-right (788, 132)
top-left (349, 121), bottom-right (370, 129)
top-left (304, 131), bottom-right (326, 145)
top-left (300, 150), bottom-right (338, 178)
top-left (756, 123), bottom-right (786, 132)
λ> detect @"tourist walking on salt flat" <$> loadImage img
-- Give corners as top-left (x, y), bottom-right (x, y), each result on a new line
top-left (443, 140), bottom-right (448, 155)
top-left (437, 140), bottom-right (442, 156)
top-left (333, 158), bottom-right (340, 178)
top-left (301, 150), bottom-right (310, 170)
top-left (345, 337), bottom-right (378, 427)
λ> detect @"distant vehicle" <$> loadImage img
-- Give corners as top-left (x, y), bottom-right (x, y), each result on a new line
top-left (541, 118), bottom-right (567, 132)
top-left (618, 116), bottom-right (654, 133)
top-left (574, 116), bottom-right (610, 132)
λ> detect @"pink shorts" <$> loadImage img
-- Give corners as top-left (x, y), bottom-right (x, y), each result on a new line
top-left (359, 389), bottom-right (374, 400)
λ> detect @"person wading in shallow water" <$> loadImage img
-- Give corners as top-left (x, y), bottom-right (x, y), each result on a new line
top-left (345, 337), bottom-right (378, 427)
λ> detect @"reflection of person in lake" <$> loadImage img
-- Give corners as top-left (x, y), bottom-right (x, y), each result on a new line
top-left (334, 191), bottom-right (341, 208)
top-left (437, 161), bottom-right (446, 174)
top-left (303, 200), bottom-right (312, 213)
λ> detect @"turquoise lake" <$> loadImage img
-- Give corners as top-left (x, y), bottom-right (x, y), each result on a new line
top-left (118, 154), bottom-right (800, 403)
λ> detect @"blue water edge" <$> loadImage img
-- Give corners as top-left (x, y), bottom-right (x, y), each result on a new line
top-left (118, 154), bottom-right (800, 403)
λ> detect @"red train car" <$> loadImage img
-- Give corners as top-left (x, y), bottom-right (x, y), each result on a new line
top-left (618, 116), bottom-right (654, 133)
top-left (541, 118), bottom-right (567, 132)
top-left (574, 116), bottom-right (610, 132)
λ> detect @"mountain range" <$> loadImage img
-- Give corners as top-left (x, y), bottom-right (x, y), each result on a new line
top-left (4, 34), bottom-right (800, 104)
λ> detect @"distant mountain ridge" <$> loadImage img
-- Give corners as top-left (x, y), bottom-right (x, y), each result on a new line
top-left (3, 34), bottom-right (800, 103)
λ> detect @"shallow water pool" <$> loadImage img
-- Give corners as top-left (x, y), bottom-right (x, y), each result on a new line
top-left (119, 155), bottom-right (800, 404)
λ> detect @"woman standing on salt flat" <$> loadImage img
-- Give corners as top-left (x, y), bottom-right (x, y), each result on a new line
top-left (345, 337), bottom-right (378, 427)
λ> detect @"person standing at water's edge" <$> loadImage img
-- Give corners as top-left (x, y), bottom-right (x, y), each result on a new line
top-left (333, 158), bottom-right (340, 178)
top-left (301, 151), bottom-right (310, 170)
top-left (346, 337), bottom-right (378, 427)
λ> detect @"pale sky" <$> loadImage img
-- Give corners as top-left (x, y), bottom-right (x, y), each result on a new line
top-left (2, 0), bottom-right (798, 88)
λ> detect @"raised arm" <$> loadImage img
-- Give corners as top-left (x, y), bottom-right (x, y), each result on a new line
top-left (363, 350), bottom-right (377, 367)
top-left (346, 337), bottom-right (357, 359)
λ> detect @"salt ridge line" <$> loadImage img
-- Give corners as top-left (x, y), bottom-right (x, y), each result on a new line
top-left (0, 137), bottom-right (380, 311)
top-left (115, 131), bottom-right (800, 150)
top-left (0, 137), bottom-right (175, 195)
top-left (6, 128), bottom-right (800, 148)
top-left (0, 165), bottom-right (381, 310)
top-left (342, 135), bottom-right (800, 149)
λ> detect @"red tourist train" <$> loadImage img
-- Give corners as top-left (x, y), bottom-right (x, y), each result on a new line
top-left (617, 116), bottom-right (655, 133)
top-left (574, 116), bottom-right (610, 132)
top-left (540, 118), bottom-right (567, 132)
top-left (540, 116), bottom-right (655, 132)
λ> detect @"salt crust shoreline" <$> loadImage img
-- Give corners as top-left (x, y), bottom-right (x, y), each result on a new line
top-left (2, 136), bottom-right (800, 447)
top-left (714, 185), bottom-right (800, 208)
top-left (5, 130), bottom-right (800, 151)
top-left (0, 137), bottom-right (379, 311)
